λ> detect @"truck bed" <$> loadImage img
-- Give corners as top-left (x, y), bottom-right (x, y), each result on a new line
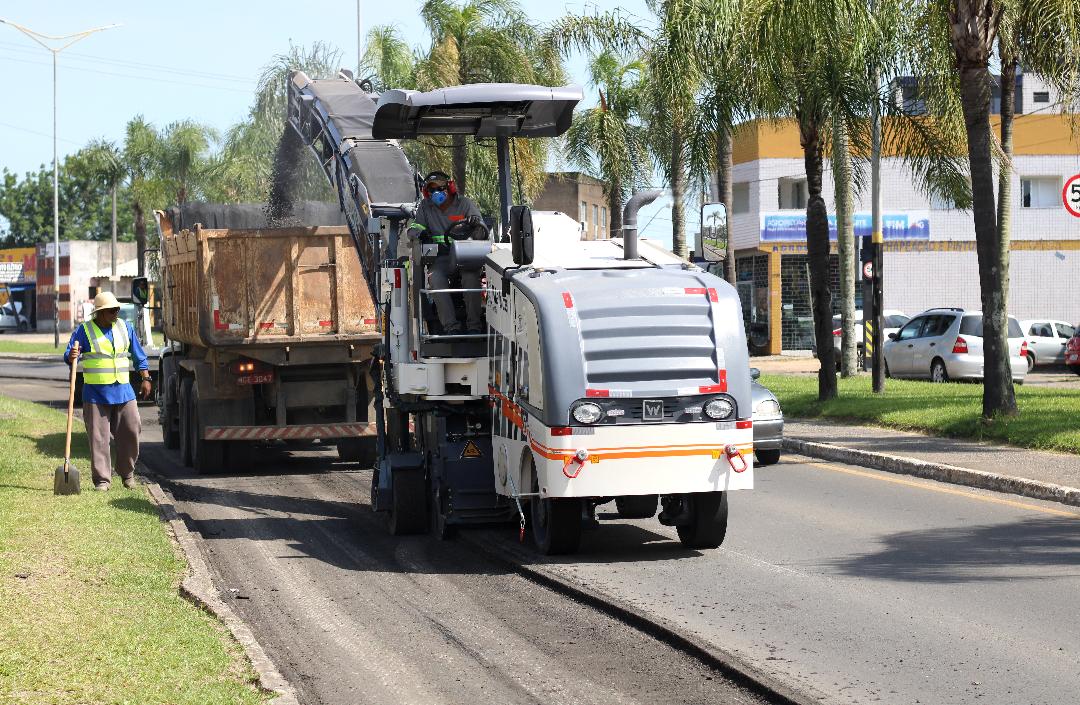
top-left (160, 218), bottom-right (379, 349)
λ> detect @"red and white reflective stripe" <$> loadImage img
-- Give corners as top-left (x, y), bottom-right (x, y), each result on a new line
top-left (736, 419), bottom-right (752, 429)
top-left (707, 288), bottom-right (719, 302)
top-left (562, 292), bottom-right (574, 308)
top-left (203, 422), bottom-right (376, 441)
top-left (684, 287), bottom-right (706, 295)
top-left (585, 388), bottom-right (632, 398)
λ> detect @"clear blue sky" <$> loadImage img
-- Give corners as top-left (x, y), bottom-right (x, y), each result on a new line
top-left (0, 1), bottom-right (689, 247)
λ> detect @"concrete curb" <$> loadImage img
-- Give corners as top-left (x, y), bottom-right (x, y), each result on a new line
top-left (462, 533), bottom-right (820, 705)
top-left (142, 478), bottom-right (300, 705)
top-left (784, 437), bottom-right (1080, 508)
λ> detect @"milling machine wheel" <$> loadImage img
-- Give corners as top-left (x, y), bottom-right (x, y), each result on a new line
top-left (676, 491), bottom-right (729, 550)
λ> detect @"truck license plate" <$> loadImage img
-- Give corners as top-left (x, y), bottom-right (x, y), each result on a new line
top-left (237, 372), bottom-right (273, 385)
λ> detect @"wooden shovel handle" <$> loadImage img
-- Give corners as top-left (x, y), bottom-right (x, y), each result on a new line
top-left (64, 341), bottom-right (79, 470)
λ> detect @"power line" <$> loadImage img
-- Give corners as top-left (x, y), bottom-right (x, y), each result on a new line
top-left (0, 53), bottom-right (254, 93)
top-left (0, 119), bottom-right (83, 146)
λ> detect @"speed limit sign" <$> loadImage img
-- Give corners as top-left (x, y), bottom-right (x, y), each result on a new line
top-left (1063, 174), bottom-right (1080, 217)
top-left (863, 261), bottom-right (873, 279)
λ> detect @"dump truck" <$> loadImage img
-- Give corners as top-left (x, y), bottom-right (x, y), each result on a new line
top-left (154, 202), bottom-right (384, 473)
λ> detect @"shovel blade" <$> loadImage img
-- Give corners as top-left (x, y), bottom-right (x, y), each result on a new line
top-left (53, 464), bottom-right (81, 495)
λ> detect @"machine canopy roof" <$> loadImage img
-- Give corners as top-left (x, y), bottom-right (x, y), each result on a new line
top-left (372, 83), bottom-right (583, 139)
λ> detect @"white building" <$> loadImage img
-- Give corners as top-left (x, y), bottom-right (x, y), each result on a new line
top-left (717, 84), bottom-right (1080, 354)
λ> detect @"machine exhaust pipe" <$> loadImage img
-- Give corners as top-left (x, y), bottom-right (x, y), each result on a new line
top-left (621, 189), bottom-right (664, 260)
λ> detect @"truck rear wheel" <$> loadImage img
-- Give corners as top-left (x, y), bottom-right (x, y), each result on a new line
top-left (191, 385), bottom-right (226, 474)
top-left (388, 468), bottom-right (427, 535)
top-left (177, 376), bottom-right (194, 467)
top-left (676, 492), bottom-right (728, 549)
top-left (615, 495), bottom-right (658, 519)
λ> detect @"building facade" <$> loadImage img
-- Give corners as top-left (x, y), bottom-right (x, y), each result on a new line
top-left (719, 103), bottom-right (1080, 354)
top-left (35, 240), bottom-right (138, 332)
top-left (533, 172), bottom-right (611, 240)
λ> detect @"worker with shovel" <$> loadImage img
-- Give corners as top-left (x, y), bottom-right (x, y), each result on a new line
top-left (63, 292), bottom-right (151, 491)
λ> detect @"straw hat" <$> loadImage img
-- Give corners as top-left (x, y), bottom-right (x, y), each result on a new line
top-left (91, 291), bottom-right (122, 315)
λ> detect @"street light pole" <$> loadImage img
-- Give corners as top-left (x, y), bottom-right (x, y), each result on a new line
top-left (357, 0), bottom-right (363, 76)
top-left (0, 18), bottom-right (120, 347)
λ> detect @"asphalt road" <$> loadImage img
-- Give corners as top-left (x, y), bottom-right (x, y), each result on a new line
top-left (5, 374), bottom-right (1079, 705)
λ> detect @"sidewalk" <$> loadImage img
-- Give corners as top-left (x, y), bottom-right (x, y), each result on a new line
top-left (784, 418), bottom-right (1080, 507)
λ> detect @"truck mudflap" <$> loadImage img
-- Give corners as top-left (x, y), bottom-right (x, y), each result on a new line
top-left (204, 422), bottom-right (376, 441)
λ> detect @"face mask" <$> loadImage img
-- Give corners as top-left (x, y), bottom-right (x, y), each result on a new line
top-left (430, 190), bottom-right (447, 206)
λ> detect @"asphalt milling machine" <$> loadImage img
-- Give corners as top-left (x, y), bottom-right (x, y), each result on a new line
top-left (287, 70), bottom-right (754, 555)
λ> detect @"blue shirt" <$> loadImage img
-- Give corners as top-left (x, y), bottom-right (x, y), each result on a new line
top-left (64, 320), bottom-right (149, 406)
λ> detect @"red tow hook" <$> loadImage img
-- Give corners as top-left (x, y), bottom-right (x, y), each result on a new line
top-left (563, 449), bottom-right (590, 478)
top-left (725, 445), bottom-right (748, 473)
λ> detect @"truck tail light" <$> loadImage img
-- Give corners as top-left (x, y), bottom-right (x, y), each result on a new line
top-left (952, 337), bottom-right (968, 354)
top-left (832, 328), bottom-right (842, 336)
top-left (1020, 341), bottom-right (1028, 357)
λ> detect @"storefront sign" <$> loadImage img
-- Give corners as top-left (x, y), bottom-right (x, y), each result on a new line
top-left (0, 247), bottom-right (37, 283)
top-left (760, 212), bottom-right (930, 242)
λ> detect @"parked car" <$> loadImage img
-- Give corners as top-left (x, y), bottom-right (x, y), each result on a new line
top-left (883, 308), bottom-right (1027, 382)
top-left (0, 301), bottom-right (30, 332)
top-left (830, 309), bottom-right (909, 367)
top-left (751, 368), bottom-right (783, 466)
top-left (1019, 319), bottom-right (1075, 370)
top-left (1066, 327), bottom-right (1080, 375)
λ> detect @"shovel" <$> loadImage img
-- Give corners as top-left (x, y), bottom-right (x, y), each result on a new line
top-left (54, 341), bottom-right (81, 496)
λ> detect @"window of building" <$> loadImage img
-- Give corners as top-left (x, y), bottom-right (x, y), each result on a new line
top-left (579, 201), bottom-right (587, 231)
top-left (592, 204), bottom-right (599, 238)
top-left (778, 178), bottom-right (808, 210)
top-left (1033, 91), bottom-right (1050, 104)
top-left (600, 207), bottom-right (607, 237)
top-left (732, 182), bottom-right (750, 214)
top-left (1021, 176), bottom-right (1060, 208)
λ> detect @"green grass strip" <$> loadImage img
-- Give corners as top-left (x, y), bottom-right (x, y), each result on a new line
top-left (0, 395), bottom-right (267, 705)
top-left (761, 373), bottom-right (1080, 455)
top-left (0, 341), bottom-right (64, 354)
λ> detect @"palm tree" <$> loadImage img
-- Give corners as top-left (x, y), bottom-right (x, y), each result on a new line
top-left (416, 0), bottom-right (559, 193)
top-left (161, 120), bottom-right (219, 205)
top-left (564, 51), bottom-right (650, 237)
top-left (83, 139), bottom-right (125, 277)
top-left (360, 25), bottom-right (416, 91)
top-left (122, 116), bottom-right (167, 277)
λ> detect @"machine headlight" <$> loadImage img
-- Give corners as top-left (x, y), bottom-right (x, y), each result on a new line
top-left (572, 402), bottom-right (603, 424)
top-left (755, 399), bottom-right (781, 416)
top-left (703, 397), bottom-right (735, 420)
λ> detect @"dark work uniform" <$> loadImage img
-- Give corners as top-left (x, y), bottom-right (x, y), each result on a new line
top-left (408, 195), bottom-right (484, 332)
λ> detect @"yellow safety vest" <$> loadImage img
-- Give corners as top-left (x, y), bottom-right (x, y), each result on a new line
top-left (80, 320), bottom-right (131, 386)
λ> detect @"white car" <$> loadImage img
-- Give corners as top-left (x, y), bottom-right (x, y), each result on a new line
top-left (822, 309), bottom-right (909, 368)
top-left (884, 308), bottom-right (1027, 383)
top-left (0, 301), bottom-right (30, 332)
top-left (1019, 319), bottom-right (1076, 370)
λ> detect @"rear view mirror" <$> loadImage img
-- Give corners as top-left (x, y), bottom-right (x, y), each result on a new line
top-left (131, 277), bottom-right (149, 307)
top-left (509, 205), bottom-right (534, 266)
top-left (696, 202), bottom-right (727, 262)
top-left (888, 332), bottom-right (897, 340)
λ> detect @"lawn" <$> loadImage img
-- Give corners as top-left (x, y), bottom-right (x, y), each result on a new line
top-left (0, 332), bottom-right (165, 355)
top-left (0, 395), bottom-right (266, 705)
top-left (761, 373), bottom-right (1080, 455)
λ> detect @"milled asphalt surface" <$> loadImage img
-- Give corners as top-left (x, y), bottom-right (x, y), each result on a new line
top-left (786, 419), bottom-right (1080, 491)
top-left (5, 371), bottom-right (1080, 705)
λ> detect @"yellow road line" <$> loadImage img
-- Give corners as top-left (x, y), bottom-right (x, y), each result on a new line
top-left (797, 458), bottom-right (1080, 519)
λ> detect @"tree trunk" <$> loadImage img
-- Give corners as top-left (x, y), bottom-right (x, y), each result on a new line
top-left (134, 201), bottom-right (146, 278)
top-left (832, 115), bottom-right (857, 377)
top-left (110, 184), bottom-right (117, 279)
top-left (716, 128), bottom-right (736, 284)
top-left (800, 117), bottom-right (837, 401)
top-left (670, 128), bottom-right (687, 258)
top-left (452, 134), bottom-right (467, 194)
top-left (608, 175), bottom-right (623, 239)
top-left (958, 62), bottom-right (1017, 418)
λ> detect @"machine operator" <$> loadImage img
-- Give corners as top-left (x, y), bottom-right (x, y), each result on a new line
top-left (408, 171), bottom-right (486, 335)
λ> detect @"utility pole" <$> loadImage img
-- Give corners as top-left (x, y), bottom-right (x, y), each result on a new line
top-left (0, 18), bottom-right (120, 347)
top-left (869, 64), bottom-right (885, 391)
top-left (357, 0), bottom-right (363, 76)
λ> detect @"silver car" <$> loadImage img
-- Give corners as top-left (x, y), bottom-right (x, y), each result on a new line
top-left (883, 308), bottom-right (1027, 382)
top-left (750, 368), bottom-right (783, 465)
top-left (1019, 319), bottom-right (1075, 370)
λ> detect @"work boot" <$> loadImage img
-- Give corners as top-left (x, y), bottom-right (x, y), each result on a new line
top-left (94, 481), bottom-right (110, 492)
top-left (121, 475), bottom-right (137, 489)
